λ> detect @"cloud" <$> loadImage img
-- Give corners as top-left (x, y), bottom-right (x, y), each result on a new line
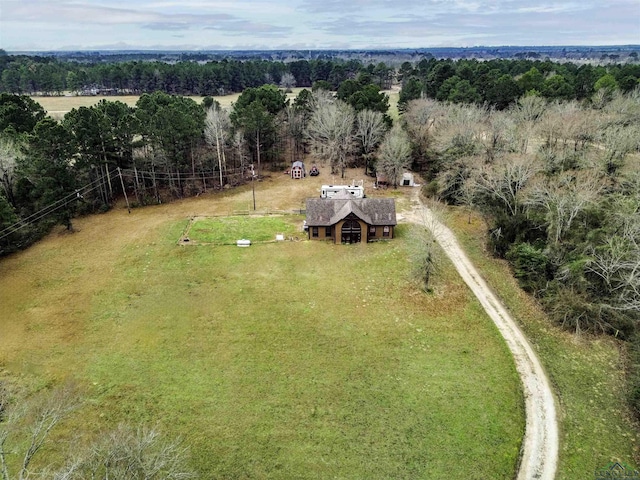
top-left (203, 21), bottom-right (292, 37)
top-left (298, 0), bottom-right (640, 28)
top-left (1, 0), bottom-right (287, 33)
top-left (1, 0), bottom-right (638, 50)
top-left (305, 1), bottom-right (640, 46)
top-left (143, 23), bottom-right (192, 31)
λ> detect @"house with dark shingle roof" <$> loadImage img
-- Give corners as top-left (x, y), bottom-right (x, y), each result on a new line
top-left (305, 191), bottom-right (397, 244)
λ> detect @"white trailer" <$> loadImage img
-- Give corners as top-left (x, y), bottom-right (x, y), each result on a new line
top-left (320, 185), bottom-right (365, 199)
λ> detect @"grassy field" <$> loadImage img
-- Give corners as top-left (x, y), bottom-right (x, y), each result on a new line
top-left (31, 88), bottom-right (306, 119)
top-left (0, 172), bottom-right (524, 478)
top-left (445, 206), bottom-right (640, 479)
top-left (185, 215), bottom-right (303, 244)
top-left (31, 86), bottom-right (400, 120)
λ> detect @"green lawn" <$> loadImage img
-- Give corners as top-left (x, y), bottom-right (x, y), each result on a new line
top-left (186, 215), bottom-right (303, 244)
top-left (1, 217), bottom-right (524, 478)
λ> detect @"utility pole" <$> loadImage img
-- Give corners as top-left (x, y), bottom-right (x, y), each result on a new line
top-left (117, 167), bottom-right (130, 213)
top-left (251, 164), bottom-right (256, 211)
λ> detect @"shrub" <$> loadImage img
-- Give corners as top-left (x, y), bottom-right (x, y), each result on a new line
top-left (506, 242), bottom-right (550, 294)
top-left (543, 283), bottom-right (637, 337)
top-left (422, 180), bottom-right (439, 199)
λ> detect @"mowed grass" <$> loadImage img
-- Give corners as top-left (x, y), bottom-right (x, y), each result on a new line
top-left (0, 186), bottom-right (524, 478)
top-left (445, 207), bottom-right (640, 479)
top-left (186, 215), bottom-right (303, 244)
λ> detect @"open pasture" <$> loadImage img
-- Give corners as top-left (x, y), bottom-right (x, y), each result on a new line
top-left (31, 88), bottom-right (307, 119)
top-left (0, 173), bottom-right (523, 478)
top-left (30, 86), bottom-right (400, 120)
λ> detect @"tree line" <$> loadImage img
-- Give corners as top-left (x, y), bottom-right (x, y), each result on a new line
top-left (0, 53), bottom-right (394, 96)
top-left (2, 50), bottom-right (638, 106)
top-left (398, 58), bottom-right (640, 110)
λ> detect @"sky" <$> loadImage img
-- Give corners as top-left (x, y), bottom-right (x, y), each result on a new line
top-left (1, 0), bottom-right (639, 51)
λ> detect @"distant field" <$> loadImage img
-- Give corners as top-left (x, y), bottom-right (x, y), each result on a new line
top-left (385, 85), bottom-right (400, 120)
top-left (31, 88), bottom-right (306, 119)
top-left (31, 94), bottom-right (170, 119)
top-left (31, 86), bottom-right (400, 120)
top-left (0, 172), bottom-right (523, 478)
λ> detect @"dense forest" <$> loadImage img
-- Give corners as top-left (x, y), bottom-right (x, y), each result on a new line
top-left (1, 51), bottom-right (639, 417)
top-left (2, 49), bottom-right (639, 103)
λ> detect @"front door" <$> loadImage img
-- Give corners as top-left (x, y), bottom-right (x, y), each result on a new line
top-left (341, 220), bottom-right (361, 244)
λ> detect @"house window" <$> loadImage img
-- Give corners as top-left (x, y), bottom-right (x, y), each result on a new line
top-left (369, 226), bottom-right (376, 235)
top-left (325, 227), bottom-right (332, 237)
top-left (312, 227), bottom-right (319, 238)
top-left (383, 226), bottom-right (390, 237)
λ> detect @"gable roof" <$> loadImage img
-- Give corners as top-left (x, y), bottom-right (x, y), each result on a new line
top-left (306, 197), bottom-right (397, 227)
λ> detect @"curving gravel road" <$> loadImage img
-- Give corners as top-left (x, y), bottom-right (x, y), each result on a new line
top-left (402, 191), bottom-right (558, 480)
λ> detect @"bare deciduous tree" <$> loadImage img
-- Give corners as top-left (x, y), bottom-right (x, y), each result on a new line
top-left (407, 199), bottom-right (447, 291)
top-left (0, 383), bottom-right (78, 480)
top-left (526, 99), bottom-right (597, 160)
top-left (56, 424), bottom-right (194, 480)
top-left (432, 103), bottom-right (484, 155)
top-left (468, 154), bottom-right (539, 216)
top-left (477, 109), bottom-right (517, 162)
top-left (231, 130), bottom-right (248, 174)
top-left (283, 105), bottom-right (305, 162)
top-left (204, 106), bottom-right (230, 188)
top-left (402, 98), bottom-right (443, 160)
top-left (584, 236), bottom-right (640, 314)
top-left (278, 72), bottom-right (296, 90)
top-left (0, 383), bottom-right (194, 480)
top-left (536, 101), bottom-right (582, 152)
top-left (602, 88), bottom-right (640, 124)
top-left (525, 169), bottom-right (604, 244)
top-left (0, 139), bottom-right (22, 208)
top-left (510, 95), bottom-right (547, 154)
top-left (355, 109), bottom-right (386, 175)
top-left (306, 93), bottom-right (355, 177)
top-left (583, 193), bottom-right (640, 314)
top-left (598, 123), bottom-right (640, 175)
top-left (375, 125), bottom-right (411, 188)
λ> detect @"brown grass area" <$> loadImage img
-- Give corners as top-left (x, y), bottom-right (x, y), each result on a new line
top-left (32, 86), bottom-right (398, 121)
top-left (0, 167), bottom-right (386, 366)
top-left (31, 88), bottom-right (309, 119)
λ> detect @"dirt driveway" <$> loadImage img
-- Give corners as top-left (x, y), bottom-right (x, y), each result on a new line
top-left (401, 189), bottom-right (559, 480)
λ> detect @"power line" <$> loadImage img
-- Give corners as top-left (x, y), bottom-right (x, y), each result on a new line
top-left (120, 169), bottom-right (247, 184)
top-left (0, 170), bottom-right (114, 232)
top-left (0, 170), bottom-right (117, 241)
top-left (1, 166), bottom-right (250, 242)
top-left (1, 172), bottom-right (111, 231)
